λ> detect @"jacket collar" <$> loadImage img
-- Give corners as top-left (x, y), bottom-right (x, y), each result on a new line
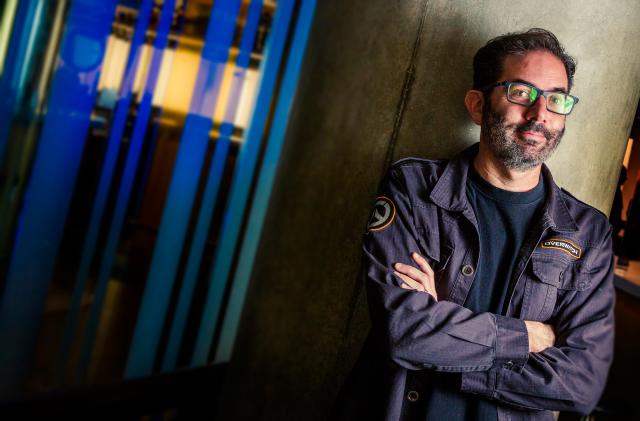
top-left (429, 143), bottom-right (578, 232)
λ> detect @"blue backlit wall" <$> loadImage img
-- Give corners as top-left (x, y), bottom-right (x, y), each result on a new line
top-left (0, 0), bottom-right (316, 399)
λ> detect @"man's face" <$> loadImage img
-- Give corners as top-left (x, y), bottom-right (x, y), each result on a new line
top-left (481, 51), bottom-right (569, 171)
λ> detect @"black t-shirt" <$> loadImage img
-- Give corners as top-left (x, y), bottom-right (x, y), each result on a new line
top-left (465, 166), bottom-right (545, 316)
top-left (420, 165), bottom-right (545, 421)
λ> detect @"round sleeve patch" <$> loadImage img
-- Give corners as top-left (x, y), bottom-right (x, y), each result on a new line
top-left (367, 196), bottom-right (396, 232)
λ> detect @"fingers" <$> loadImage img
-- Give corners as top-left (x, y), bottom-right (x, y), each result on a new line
top-left (401, 281), bottom-right (436, 302)
top-left (394, 262), bottom-right (430, 290)
top-left (411, 252), bottom-right (434, 276)
top-left (394, 271), bottom-right (425, 291)
top-left (395, 253), bottom-right (438, 296)
top-left (394, 257), bottom-right (438, 300)
top-left (543, 323), bottom-right (556, 346)
top-left (411, 252), bottom-right (437, 299)
top-left (524, 321), bottom-right (556, 352)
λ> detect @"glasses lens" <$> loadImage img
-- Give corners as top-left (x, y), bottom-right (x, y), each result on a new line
top-left (507, 83), bottom-right (538, 105)
top-left (547, 93), bottom-right (574, 115)
top-left (507, 82), bottom-right (576, 115)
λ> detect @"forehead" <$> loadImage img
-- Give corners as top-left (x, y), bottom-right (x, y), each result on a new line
top-left (499, 50), bottom-right (568, 91)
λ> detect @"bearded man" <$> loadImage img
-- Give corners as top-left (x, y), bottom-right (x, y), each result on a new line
top-left (335, 28), bottom-right (614, 421)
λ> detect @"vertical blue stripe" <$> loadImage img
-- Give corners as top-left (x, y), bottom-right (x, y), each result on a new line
top-left (75, 0), bottom-right (176, 382)
top-left (53, 0), bottom-right (156, 384)
top-left (191, 0), bottom-right (296, 366)
top-left (125, 0), bottom-right (242, 379)
top-left (161, 0), bottom-right (264, 372)
top-left (0, 0), bottom-right (117, 398)
top-left (215, 0), bottom-right (317, 363)
top-left (0, 0), bottom-right (45, 165)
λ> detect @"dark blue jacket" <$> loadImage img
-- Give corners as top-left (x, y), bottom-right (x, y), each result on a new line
top-left (336, 144), bottom-right (615, 421)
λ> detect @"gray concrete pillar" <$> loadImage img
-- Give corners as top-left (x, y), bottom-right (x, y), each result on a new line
top-left (216, 1), bottom-right (640, 419)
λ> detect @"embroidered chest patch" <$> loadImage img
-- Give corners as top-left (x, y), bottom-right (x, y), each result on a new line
top-left (367, 196), bottom-right (396, 232)
top-left (540, 238), bottom-right (582, 259)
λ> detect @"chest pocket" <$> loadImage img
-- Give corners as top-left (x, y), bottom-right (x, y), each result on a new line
top-left (520, 258), bottom-right (562, 321)
top-left (415, 227), bottom-right (454, 272)
top-left (557, 262), bottom-right (593, 291)
top-left (412, 203), bottom-right (456, 271)
top-left (522, 257), bottom-right (592, 321)
top-left (416, 226), bottom-right (455, 300)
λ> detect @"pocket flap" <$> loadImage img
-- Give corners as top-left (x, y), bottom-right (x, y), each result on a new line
top-left (416, 227), bottom-right (453, 272)
top-left (531, 258), bottom-right (563, 288)
top-left (560, 264), bottom-right (592, 291)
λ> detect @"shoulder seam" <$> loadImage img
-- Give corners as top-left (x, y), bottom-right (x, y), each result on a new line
top-left (560, 188), bottom-right (608, 219)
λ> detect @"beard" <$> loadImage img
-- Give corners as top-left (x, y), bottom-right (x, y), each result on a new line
top-left (481, 104), bottom-right (564, 171)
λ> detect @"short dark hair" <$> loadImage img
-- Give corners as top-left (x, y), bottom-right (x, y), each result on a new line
top-left (473, 28), bottom-right (577, 91)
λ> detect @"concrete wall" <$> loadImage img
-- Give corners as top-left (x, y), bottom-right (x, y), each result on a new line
top-left (216, 1), bottom-right (640, 419)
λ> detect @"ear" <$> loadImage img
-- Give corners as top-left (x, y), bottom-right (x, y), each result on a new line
top-left (464, 90), bottom-right (485, 125)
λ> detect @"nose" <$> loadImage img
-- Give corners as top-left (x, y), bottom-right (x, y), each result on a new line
top-left (524, 95), bottom-right (549, 123)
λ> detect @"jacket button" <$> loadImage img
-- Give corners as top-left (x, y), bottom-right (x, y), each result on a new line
top-left (461, 264), bottom-right (474, 276)
top-left (503, 360), bottom-right (514, 369)
top-left (407, 390), bottom-right (419, 402)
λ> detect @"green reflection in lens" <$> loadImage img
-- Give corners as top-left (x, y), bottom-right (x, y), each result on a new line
top-left (562, 96), bottom-right (574, 113)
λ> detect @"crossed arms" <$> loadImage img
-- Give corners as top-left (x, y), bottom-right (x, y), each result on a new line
top-left (394, 252), bottom-right (555, 354)
top-left (364, 169), bottom-right (615, 414)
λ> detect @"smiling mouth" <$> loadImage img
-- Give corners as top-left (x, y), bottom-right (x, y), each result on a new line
top-left (515, 134), bottom-right (541, 147)
top-left (517, 131), bottom-right (548, 146)
top-left (520, 130), bottom-right (544, 138)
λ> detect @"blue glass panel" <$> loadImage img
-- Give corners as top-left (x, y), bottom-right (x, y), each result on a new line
top-left (215, 0), bottom-right (317, 363)
top-left (53, 0), bottom-right (156, 384)
top-left (0, 0), bottom-right (117, 398)
top-left (191, 0), bottom-right (296, 366)
top-left (75, 0), bottom-right (176, 382)
top-left (125, 0), bottom-right (243, 379)
top-left (161, 0), bottom-right (264, 372)
top-left (0, 0), bottom-right (45, 163)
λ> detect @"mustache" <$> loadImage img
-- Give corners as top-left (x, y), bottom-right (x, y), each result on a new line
top-left (514, 121), bottom-right (554, 141)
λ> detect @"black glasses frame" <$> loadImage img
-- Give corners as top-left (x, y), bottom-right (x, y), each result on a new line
top-left (480, 80), bottom-right (579, 115)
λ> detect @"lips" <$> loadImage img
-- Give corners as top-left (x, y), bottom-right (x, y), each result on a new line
top-left (515, 122), bottom-right (552, 141)
top-left (519, 131), bottom-right (546, 143)
top-left (521, 130), bottom-right (544, 137)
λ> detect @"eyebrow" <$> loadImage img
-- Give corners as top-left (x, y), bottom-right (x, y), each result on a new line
top-left (511, 78), bottom-right (568, 93)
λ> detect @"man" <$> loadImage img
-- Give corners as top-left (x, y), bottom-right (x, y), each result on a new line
top-left (336, 29), bottom-right (614, 421)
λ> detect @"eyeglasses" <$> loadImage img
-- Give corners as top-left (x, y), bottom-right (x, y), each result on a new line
top-left (482, 80), bottom-right (579, 115)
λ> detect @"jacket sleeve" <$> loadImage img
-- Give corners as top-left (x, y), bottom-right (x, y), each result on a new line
top-left (364, 166), bottom-right (530, 372)
top-left (460, 227), bottom-right (615, 415)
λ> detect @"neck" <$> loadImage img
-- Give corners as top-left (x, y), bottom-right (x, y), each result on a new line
top-left (473, 142), bottom-right (542, 192)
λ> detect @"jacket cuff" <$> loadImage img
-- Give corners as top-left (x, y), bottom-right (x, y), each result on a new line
top-left (460, 370), bottom-right (495, 397)
top-left (460, 316), bottom-right (528, 397)
top-left (494, 314), bottom-right (529, 369)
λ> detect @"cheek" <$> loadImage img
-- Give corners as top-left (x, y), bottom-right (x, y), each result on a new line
top-left (496, 100), bottom-right (528, 120)
top-left (501, 108), bottom-right (528, 126)
top-left (549, 117), bottom-right (566, 134)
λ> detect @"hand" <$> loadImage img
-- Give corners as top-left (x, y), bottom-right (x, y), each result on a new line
top-left (393, 252), bottom-right (438, 300)
top-left (524, 320), bottom-right (555, 353)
